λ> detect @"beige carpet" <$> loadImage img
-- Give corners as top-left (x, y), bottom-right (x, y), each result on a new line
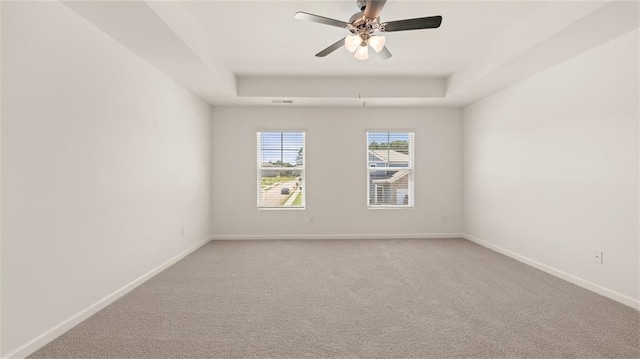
top-left (29, 238), bottom-right (639, 358)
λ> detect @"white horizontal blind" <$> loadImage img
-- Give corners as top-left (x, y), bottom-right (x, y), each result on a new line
top-left (366, 132), bottom-right (414, 208)
top-left (257, 132), bottom-right (305, 209)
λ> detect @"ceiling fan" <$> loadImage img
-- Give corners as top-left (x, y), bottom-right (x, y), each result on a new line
top-left (294, 0), bottom-right (442, 61)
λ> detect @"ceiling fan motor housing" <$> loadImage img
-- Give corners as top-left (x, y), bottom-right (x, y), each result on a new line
top-left (348, 12), bottom-right (380, 36)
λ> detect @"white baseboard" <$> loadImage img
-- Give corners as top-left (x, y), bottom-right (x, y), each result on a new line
top-left (210, 233), bottom-right (463, 240)
top-left (463, 233), bottom-right (640, 310)
top-left (3, 235), bottom-right (213, 359)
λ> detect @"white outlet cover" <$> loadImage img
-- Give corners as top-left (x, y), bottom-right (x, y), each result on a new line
top-left (593, 250), bottom-right (603, 264)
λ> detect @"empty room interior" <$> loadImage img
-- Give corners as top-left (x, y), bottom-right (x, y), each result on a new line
top-left (1, 0), bottom-right (639, 358)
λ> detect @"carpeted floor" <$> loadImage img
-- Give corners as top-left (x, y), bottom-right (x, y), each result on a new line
top-left (30, 238), bottom-right (639, 358)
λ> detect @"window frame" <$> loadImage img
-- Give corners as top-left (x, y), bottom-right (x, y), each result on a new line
top-left (256, 131), bottom-right (306, 210)
top-left (366, 131), bottom-right (415, 209)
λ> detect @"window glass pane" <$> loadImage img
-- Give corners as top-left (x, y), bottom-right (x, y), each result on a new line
top-left (260, 150), bottom-right (284, 166)
top-left (259, 133), bottom-right (304, 166)
top-left (258, 132), bottom-right (305, 209)
top-left (259, 170), bottom-right (303, 208)
top-left (367, 132), bottom-right (411, 168)
top-left (281, 132), bottom-right (304, 150)
top-left (368, 169), bottom-right (412, 206)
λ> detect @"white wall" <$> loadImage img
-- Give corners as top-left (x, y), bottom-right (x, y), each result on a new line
top-left (211, 107), bottom-right (462, 238)
top-left (463, 30), bottom-right (639, 306)
top-left (1, 2), bottom-right (212, 356)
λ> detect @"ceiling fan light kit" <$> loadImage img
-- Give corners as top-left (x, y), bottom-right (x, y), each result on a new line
top-left (345, 34), bottom-right (384, 59)
top-left (294, 0), bottom-right (442, 61)
top-left (367, 35), bottom-right (386, 53)
top-left (355, 45), bottom-right (370, 60)
top-left (345, 35), bottom-right (361, 52)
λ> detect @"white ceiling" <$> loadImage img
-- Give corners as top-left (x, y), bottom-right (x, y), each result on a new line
top-left (185, 1), bottom-right (542, 77)
top-left (63, 0), bottom-right (639, 107)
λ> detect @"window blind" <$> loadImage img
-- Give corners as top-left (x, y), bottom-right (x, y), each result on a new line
top-left (257, 132), bottom-right (305, 209)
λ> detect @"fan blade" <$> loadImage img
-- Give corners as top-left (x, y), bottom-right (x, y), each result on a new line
top-left (294, 12), bottom-right (349, 29)
top-left (381, 16), bottom-right (442, 32)
top-left (379, 46), bottom-right (392, 60)
top-left (363, 0), bottom-right (387, 20)
top-left (315, 37), bottom-right (346, 57)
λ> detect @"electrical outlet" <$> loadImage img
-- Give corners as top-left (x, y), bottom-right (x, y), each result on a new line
top-left (310, 217), bottom-right (315, 224)
top-left (442, 216), bottom-right (448, 223)
top-left (593, 250), bottom-right (603, 264)
top-left (181, 227), bottom-right (185, 237)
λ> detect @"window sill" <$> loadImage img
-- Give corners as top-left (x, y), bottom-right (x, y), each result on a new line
top-left (367, 205), bottom-right (414, 210)
top-left (258, 207), bottom-right (306, 211)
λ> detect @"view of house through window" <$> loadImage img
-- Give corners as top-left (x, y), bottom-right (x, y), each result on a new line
top-left (367, 132), bottom-right (414, 207)
top-left (257, 132), bottom-right (305, 209)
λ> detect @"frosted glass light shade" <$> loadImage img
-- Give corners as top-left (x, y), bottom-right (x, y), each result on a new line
top-left (354, 45), bottom-right (369, 60)
top-left (368, 36), bottom-right (386, 53)
top-left (345, 35), bottom-right (360, 52)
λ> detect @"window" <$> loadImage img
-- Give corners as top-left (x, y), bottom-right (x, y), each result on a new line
top-left (367, 132), bottom-right (414, 208)
top-left (257, 132), bottom-right (305, 209)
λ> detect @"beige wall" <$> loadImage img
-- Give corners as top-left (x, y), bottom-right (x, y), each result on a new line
top-left (1, 2), bottom-right (212, 355)
top-left (463, 29), bottom-right (639, 306)
top-left (211, 106), bottom-right (462, 239)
